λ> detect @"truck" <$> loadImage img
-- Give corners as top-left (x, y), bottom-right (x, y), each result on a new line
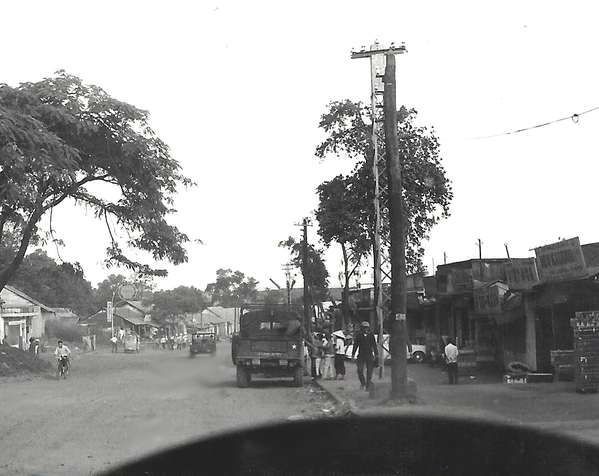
top-left (232, 305), bottom-right (304, 388)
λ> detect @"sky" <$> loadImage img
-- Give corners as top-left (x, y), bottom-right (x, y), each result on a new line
top-left (2, 1), bottom-right (599, 292)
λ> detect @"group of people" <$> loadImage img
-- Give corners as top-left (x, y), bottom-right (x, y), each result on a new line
top-left (155, 334), bottom-right (188, 350)
top-left (307, 330), bottom-right (347, 381)
top-left (307, 321), bottom-right (460, 390)
top-left (307, 321), bottom-right (380, 390)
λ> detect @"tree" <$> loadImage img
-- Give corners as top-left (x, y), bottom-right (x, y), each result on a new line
top-left (205, 269), bottom-right (258, 307)
top-left (315, 174), bottom-right (370, 331)
top-left (0, 71), bottom-right (193, 291)
top-left (316, 100), bottom-right (452, 273)
top-left (3, 248), bottom-right (95, 316)
top-left (146, 286), bottom-right (206, 323)
top-left (279, 237), bottom-right (329, 303)
top-left (93, 274), bottom-right (152, 311)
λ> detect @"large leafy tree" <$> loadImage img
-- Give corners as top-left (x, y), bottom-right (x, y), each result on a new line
top-left (206, 269), bottom-right (258, 307)
top-left (315, 174), bottom-right (369, 330)
top-left (279, 236), bottom-right (329, 304)
top-left (0, 71), bottom-right (193, 291)
top-left (316, 100), bottom-right (452, 273)
top-left (145, 286), bottom-right (206, 323)
top-left (2, 248), bottom-right (95, 316)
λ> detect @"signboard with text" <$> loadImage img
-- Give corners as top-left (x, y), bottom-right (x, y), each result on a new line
top-left (452, 267), bottom-right (473, 288)
top-left (504, 258), bottom-right (540, 291)
top-left (535, 237), bottom-right (588, 283)
top-left (474, 285), bottom-right (501, 315)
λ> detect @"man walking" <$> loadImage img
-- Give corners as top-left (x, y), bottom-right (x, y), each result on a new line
top-left (352, 321), bottom-right (378, 390)
top-left (444, 338), bottom-right (459, 384)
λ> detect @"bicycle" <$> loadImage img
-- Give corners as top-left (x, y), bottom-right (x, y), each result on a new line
top-left (56, 355), bottom-right (69, 380)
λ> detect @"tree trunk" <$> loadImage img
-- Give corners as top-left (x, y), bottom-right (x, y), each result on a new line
top-left (341, 242), bottom-right (351, 332)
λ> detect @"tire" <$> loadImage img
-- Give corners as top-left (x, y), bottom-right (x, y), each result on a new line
top-left (293, 366), bottom-right (303, 387)
top-left (412, 351), bottom-right (425, 364)
top-left (236, 366), bottom-right (250, 388)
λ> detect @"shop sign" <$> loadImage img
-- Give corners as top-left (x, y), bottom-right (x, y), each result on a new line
top-left (504, 258), bottom-right (540, 291)
top-left (452, 267), bottom-right (473, 288)
top-left (474, 285), bottom-right (501, 315)
top-left (535, 237), bottom-right (587, 283)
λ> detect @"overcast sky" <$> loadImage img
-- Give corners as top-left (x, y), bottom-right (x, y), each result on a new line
top-left (3, 1), bottom-right (599, 291)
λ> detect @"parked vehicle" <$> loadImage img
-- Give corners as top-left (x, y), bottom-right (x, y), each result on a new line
top-left (345, 334), bottom-right (426, 363)
top-left (190, 332), bottom-right (217, 356)
top-left (123, 333), bottom-right (140, 353)
top-left (232, 305), bottom-right (304, 387)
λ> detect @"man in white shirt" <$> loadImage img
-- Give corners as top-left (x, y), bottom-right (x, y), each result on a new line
top-left (444, 339), bottom-right (459, 384)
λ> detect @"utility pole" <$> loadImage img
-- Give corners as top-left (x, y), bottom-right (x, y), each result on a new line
top-left (352, 41), bottom-right (406, 379)
top-left (281, 264), bottom-right (295, 307)
top-left (504, 243), bottom-right (511, 259)
top-left (295, 218), bottom-right (313, 335)
top-left (477, 239), bottom-right (483, 259)
top-left (384, 53), bottom-right (408, 399)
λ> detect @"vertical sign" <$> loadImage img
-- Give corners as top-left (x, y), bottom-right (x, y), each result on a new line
top-left (106, 301), bottom-right (112, 323)
top-left (474, 285), bottom-right (501, 315)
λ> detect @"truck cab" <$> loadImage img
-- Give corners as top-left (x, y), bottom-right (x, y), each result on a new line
top-left (233, 305), bottom-right (304, 387)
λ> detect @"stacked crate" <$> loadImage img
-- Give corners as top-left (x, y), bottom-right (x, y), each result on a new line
top-left (571, 311), bottom-right (599, 394)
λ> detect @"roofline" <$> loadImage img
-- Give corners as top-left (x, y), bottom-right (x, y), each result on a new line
top-left (3, 285), bottom-right (55, 312)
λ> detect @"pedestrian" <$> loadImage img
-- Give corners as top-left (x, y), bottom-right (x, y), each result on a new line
top-left (351, 321), bottom-right (379, 391)
top-left (444, 338), bottom-right (459, 384)
top-left (118, 327), bottom-right (126, 341)
top-left (322, 332), bottom-right (335, 380)
top-left (160, 335), bottom-right (166, 349)
top-left (312, 333), bottom-right (323, 379)
top-left (110, 335), bottom-right (118, 353)
top-left (332, 330), bottom-right (346, 380)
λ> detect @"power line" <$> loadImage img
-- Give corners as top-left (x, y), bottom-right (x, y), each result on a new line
top-left (450, 105), bottom-right (599, 141)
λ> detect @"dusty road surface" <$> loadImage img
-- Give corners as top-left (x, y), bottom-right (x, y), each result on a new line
top-left (0, 342), bottom-right (332, 476)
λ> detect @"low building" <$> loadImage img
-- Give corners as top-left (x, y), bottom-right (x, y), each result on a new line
top-left (0, 286), bottom-right (55, 350)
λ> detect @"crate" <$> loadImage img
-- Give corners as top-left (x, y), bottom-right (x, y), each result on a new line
top-left (550, 350), bottom-right (575, 381)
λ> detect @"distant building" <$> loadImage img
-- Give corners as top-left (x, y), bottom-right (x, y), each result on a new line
top-left (0, 286), bottom-right (55, 350)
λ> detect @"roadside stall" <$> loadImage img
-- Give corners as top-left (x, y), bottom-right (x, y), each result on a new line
top-left (571, 311), bottom-right (599, 393)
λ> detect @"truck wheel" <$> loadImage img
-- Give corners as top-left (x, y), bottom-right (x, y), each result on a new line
top-left (293, 366), bottom-right (303, 387)
top-left (236, 366), bottom-right (250, 388)
top-left (412, 351), bottom-right (425, 364)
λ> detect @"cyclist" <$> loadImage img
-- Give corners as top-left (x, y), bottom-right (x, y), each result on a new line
top-left (54, 340), bottom-right (71, 378)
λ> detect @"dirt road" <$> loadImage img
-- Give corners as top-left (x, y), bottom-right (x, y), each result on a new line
top-left (0, 343), bottom-right (331, 476)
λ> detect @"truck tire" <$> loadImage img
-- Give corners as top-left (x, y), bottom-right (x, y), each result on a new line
top-left (293, 366), bottom-right (303, 387)
top-left (236, 366), bottom-right (250, 388)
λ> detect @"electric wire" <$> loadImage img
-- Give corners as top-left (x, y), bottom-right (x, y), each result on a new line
top-left (452, 105), bottom-right (599, 141)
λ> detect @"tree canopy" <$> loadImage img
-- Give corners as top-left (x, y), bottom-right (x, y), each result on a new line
top-left (316, 100), bottom-right (452, 273)
top-left (0, 71), bottom-right (193, 291)
top-left (2, 248), bottom-right (95, 316)
top-left (146, 286), bottom-right (206, 323)
top-left (205, 269), bottom-right (258, 307)
top-left (279, 236), bottom-right (329, 303)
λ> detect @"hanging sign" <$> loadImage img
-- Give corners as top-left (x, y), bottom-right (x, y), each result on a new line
top-left (504, 258), bottom-right (540, 291)
top-left (535, 237), bottom-right (587, 283)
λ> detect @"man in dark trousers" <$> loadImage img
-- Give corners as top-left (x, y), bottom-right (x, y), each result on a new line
top-left (352, 321), bottom-right (379, 390)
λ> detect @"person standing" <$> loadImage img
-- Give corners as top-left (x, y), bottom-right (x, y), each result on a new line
top-left (322, 332), bottom-right (335, 380)
top-left (312, 333), bottom-right (323, 379)
top-left (352, 321), bottom-right (378, 390)
top-left (333, 330), bottom-right (346, 380)
top-left (444, 339), bottom-right (459, 384)
top-left (110, 335), bottom-right (118, 353)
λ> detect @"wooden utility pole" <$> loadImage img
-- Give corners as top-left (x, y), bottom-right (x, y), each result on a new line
top-left (295, 218), bottom-right (313, 334)
top-left (351, 41), bottom-right (406, 379)
top-left (383, 53), bottom-right (408, 399)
